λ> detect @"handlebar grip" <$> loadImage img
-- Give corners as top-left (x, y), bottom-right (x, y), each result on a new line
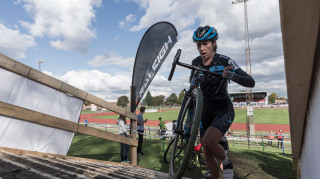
top-left (168, 49), bottom-right (182, 81)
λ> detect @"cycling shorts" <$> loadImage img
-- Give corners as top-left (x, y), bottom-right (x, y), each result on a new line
top-left (200, 98), bottom-right (234, 137)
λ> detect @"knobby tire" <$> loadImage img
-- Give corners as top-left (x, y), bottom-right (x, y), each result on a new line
top-left (169, 88), bottom-right (203, 179)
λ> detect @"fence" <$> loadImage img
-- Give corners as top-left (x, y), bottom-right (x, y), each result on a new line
top-left (227, 133), bottom-right (291, 155)
top-left (0, 54), bottom-right (139, 165)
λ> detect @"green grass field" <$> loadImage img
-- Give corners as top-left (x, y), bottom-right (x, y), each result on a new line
top-left (91, 108), bottom-right (290, 125)
top-left (68, 133), bottom-right (296, 178)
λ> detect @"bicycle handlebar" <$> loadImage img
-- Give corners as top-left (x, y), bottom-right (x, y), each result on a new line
top-left (168, 49), bottom-right (222, 79)
top-left (176, 61), bottom-right (222, 77)
top-left (168, 49), bottom-right (227, 94)
top-left (168, 49), bottom-right (181, 81)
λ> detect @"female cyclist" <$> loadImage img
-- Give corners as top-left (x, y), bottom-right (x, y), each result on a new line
top-left (191, 25), bottom-right (255, 178)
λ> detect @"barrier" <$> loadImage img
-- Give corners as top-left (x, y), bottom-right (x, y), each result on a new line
top-left (228, 133), bottom-right (291, 155)
top-left (0, 54), bottom-right (139, 164)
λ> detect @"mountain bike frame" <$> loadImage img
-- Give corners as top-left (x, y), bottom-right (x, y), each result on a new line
top-left (169, 48), bottom-right (226, 141)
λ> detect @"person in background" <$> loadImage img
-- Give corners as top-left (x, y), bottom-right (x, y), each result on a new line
top-left (137, 106), bottom-right (147, 155)
top-left (172, 120), bottom-right (177, 132)
top-left (268, 131), bottom-right (274, 146)
top-left (158, 117), bottom-right (167, 139)
top-left (84, 118), bottom-right (88, 126)
top-left (118, 115), bottom-right (129, 163)
top-left (276, 129), bottom-right (283, 148)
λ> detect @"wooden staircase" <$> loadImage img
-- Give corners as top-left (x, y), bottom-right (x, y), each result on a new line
top-left (0, 148), bottom-right (182, 179)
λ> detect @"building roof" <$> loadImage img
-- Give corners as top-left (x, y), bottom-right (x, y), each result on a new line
top-left (229, 91), bottom-right (267, 101)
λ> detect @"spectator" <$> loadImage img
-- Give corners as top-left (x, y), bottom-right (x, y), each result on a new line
top-left (117, 115), bottom-right (129, 163)
top-left (158, 117), bottom-right (166, 138)
top-left (137, 106), bottom-right (147, 155)
top-left (84, 118), bottom-right (88, 126)
top-left (172, 120), bottom-right (177, 131)
top-left (268, 131), bottom-right (274, 146)
top-left (276, 130), bottom-right (284, 148)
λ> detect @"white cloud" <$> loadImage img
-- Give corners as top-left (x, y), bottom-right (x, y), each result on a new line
top-left (129, 0), bottom-right (287, 97)
top-left (47, 69), bottom-right (131, 101)
top-left (0, 23), bottom-right (36, 59)
top-left (130, 0), bottom-right (198, 32)
top-left (18, 0), bottom-right (102, 53)
top-left (119, 14), bottom-right (137, 29)
top-left (87, 52), bottom-right (134, 68)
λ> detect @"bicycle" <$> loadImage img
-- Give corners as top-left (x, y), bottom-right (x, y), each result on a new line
top-left (167, 49), bottom-right (226, 179)
top-left (154, 128), bottom-right (167, 139)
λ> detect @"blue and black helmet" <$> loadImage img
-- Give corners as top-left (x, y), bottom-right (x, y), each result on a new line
top-left (193, 26), bottom-right (218, 42)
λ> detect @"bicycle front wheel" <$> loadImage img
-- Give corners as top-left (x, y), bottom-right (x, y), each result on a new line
top-left (169, 88), bottom-right (203, 179)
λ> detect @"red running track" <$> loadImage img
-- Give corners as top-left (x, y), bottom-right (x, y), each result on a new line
top-left (80, 112), bottom-right (290, 132)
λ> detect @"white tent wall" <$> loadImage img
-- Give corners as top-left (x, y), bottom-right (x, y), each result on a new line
top-left (0, 68), bottom-right (83, 155)
top-left (300, 68), bottom-right (320, 178)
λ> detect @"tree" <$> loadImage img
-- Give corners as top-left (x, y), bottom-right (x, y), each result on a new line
top-left (83, 100), bottom-right (90, 106)
top-left (143, 91), bottom-right (153, 106)
top-left (279, 97), bottom-right (287, 101)
top-left (268, 93), bottom-right (279, 104)
top-left (117, 96), bottom-right (129, 107)
top-left (165, 93), bottom-right (178, 106)
top-left (153, 95), bottom-right (165, 106)
top-left (178, 90), bottom-right (185, 105)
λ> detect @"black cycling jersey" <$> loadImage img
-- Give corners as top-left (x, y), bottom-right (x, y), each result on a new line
top-left (190, 53), bottom-right (255, 136)
top-left (190, 53), bottom-right (255, 102)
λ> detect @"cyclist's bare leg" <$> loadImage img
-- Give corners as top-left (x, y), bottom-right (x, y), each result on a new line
top-left (202, 126), bottom-right (225, 179)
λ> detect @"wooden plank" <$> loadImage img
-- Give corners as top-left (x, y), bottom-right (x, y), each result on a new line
top-left (0, 101), bottom-right (78, 132)
top-left (279, 0), bottom-right (320, 162)
top-left (27, 68), bottom-right (63, 90)
top-left (130, 118), bottom-right (137, 165)
top-left (4, 151), bottom-right (89, 179)
top-left (0, 146), bottom-right (140, 167)
top-left (0, 156), bottom-right (60, 179)
top-left (0, 101), bottom-right (137, 146)
top-left (129, 86), bottom-right (138, 165)
top-left (85, 93), bottom-right (137, 121)
top-left (0, 54), bottom-right (31, 77)
top-left (60, 82), bottom-right (88, 100)
top-left (77, 125), bottom-right (138, 146)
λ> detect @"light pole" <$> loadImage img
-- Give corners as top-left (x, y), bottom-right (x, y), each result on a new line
top-left (232, 0), bottom-right (255, 138)
top-left (38, 60), bottom-right (45, 72)
top-left (264, 81), bottom-right (270, 106)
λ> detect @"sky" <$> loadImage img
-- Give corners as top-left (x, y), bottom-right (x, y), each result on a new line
top-left (0, 0), bottom-right (287, 102)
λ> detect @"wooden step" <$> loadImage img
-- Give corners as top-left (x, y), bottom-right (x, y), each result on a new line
top-left (0, 149), bottom-right (190, 179)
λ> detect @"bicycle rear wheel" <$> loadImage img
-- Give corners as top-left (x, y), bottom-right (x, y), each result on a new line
top-left (154, 130), bottom-right (162, 139)
top-left (163, 134), bottom-right (185, 163)
top-left (169, 88), bottom-right (203, 179)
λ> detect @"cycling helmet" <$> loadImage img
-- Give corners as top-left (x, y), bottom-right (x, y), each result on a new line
top-left (193, 26), bottom-right (218, 42)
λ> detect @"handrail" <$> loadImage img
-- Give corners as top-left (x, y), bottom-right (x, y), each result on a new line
top-left (0, 54), bottom-right (137, 121)
top-left (0, 53), bottom-right (138, 164)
